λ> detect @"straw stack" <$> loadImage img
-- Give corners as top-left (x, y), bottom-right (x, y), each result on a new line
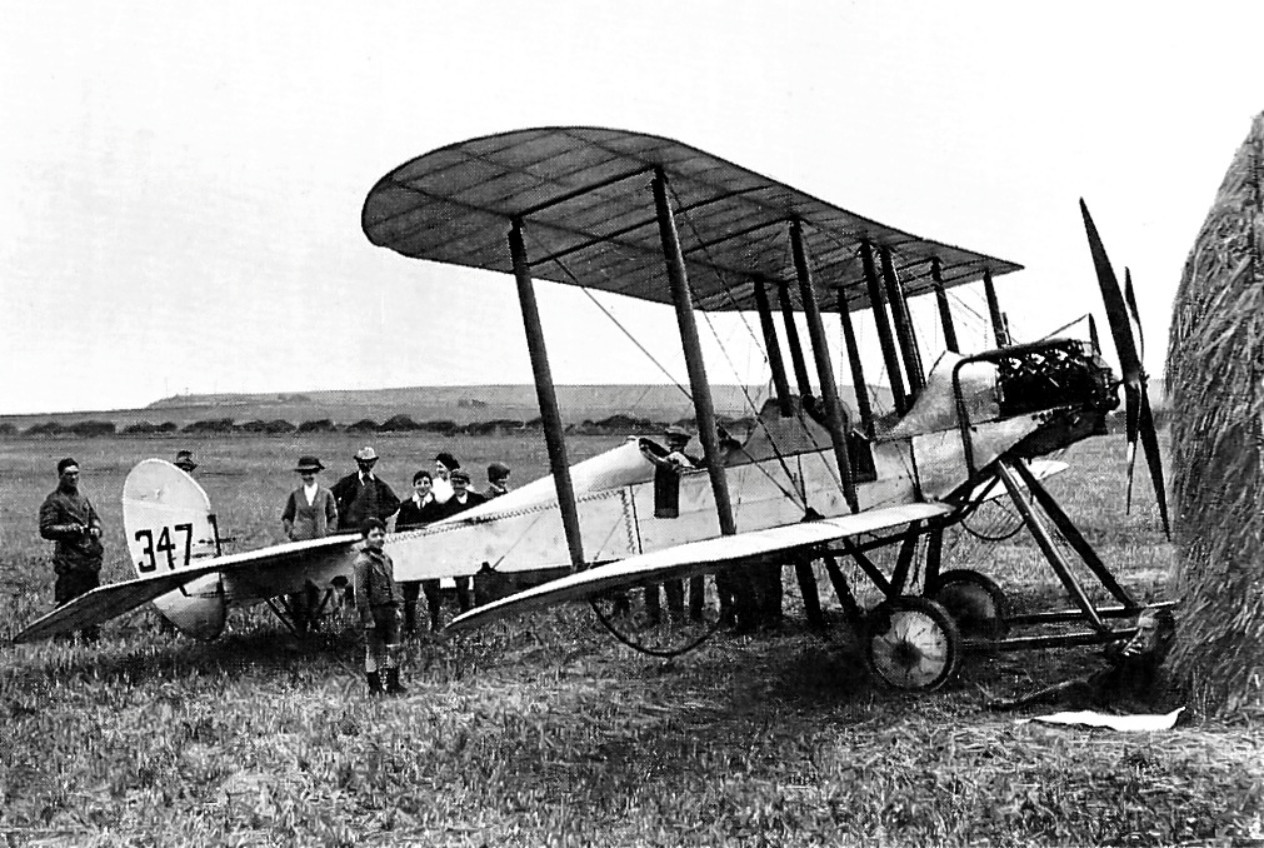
top-left (1165, 111), bottom-right (1264, 717)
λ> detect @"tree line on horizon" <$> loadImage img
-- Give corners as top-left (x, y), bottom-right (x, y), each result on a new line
top-left (0, 411), bottom-right (759, 440)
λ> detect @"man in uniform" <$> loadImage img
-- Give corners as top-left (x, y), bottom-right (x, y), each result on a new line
top-left (38, 458), bottom-right (104, 641)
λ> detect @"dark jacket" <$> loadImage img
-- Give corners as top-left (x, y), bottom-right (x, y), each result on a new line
top-left (331, 473), bottom-right (400, 531)
top-left (39, 488), bottom-right (104, 574)
top-left (441, 491), bottom-right (487, 519)
top-left (352, 546), bottom-right (398, 625)
top-left (395, 494), bottom-right (446, 531)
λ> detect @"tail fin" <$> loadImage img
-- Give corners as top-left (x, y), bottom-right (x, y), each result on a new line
top-left (122, 459), bottom-right (228, 639)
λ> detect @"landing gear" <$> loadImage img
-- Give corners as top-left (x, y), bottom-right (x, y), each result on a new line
top-left (864, 597), bottom-right (961, 691)
top-left (927, 569), bottom-right (1009, 644)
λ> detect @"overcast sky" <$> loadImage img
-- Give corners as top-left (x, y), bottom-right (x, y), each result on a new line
top-left (3, 1), bottom-right (1260, 415)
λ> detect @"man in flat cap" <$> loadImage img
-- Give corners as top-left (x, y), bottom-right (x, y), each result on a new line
top-left (174, 450), bottom-right (198, 473)
top-left (484, 462), bottom-right (511, 500)
top-left (331, 446), bottom-right (400, 533)
top-left (38, 457), bottom-right (104, 641)
top-left (661, 425), bottom-right (702, 469)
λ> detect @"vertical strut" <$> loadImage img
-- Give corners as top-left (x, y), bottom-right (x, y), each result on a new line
top-left (790, 219), bottom-right (857, 513)
top-left (931, 258), bottom-right (959, 353)
top-left (509, 219), bottom-right (585, 569)
top-left (889, 525), bottom-right (921, 595)
top-left (651, 169), bottom-right (736, 537)
top-left (880, 246), bottom-right (925, 394)
top-left (777, 280), bottom-right (813, 397)
top-left (837, 287), bottom-right (874, 439)
top-left (983, 269), bottom-right (1010, 348)
top-left (924, 525), bottom-right (945, 589)
top-left (793, 555), bottom-right (825, 629)
top-left (861, 241), bottom-right (908, 414)
top-left (753, 278), bottom-right (794, 417)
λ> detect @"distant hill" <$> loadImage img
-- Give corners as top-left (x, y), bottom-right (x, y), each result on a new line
top-left (0, 384), bottom-right (896, 432)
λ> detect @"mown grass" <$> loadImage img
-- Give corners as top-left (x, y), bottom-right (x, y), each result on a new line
top-left (1, 431), bottom-right (1261, 846)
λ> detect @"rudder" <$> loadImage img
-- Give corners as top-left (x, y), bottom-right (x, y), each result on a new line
top-left (122, 459), bottom-right (227, 639)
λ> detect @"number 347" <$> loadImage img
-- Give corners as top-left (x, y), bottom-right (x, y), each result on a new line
top-left (135, 524), bottom-right (193, 572)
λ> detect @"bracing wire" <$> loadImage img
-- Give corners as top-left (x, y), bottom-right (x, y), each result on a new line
top-left (541, 249), bottom-right (694, 404)
top-left (666, 184), bottom-right (831, 508)
top-left (526, 219), bottom-right (806, 508)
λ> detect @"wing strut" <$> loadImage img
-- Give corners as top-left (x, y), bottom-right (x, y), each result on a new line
top-left (751, 278), bottom-right (794, 418)
top-left (837, 286), bottom-right (876, 439)
top-left (509, 219), bottom-right (585, 568)
top-left (861, 240), bottom-right (909, 414)
top-left (880, 246), bottom-right (926, 396)
top-left (983, 268), bottom-right (1010, 347)
top-left (790, 218), bottom-right (858, 513)
top-left (777, 280), bottom-right (814, 398)
top-left (931, 257), bottom-right (961, 353)
top-left (652, 168), bottom-right (736, 536)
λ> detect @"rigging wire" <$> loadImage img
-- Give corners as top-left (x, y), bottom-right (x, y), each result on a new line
top-left (544, 251), bottom-right (694, 405)
top-left (529, 217), bottom-right (807, 508)
top-left (667, 183), bottom-right (831, 507)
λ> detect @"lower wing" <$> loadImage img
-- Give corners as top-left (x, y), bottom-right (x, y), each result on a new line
top-left (447, 501), bottom-right (955, 632)
top-left (13, 535), bottom-right (358, 643)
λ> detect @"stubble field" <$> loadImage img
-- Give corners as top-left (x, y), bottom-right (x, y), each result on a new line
top-left (1, 430), bottom-right (1261, 846)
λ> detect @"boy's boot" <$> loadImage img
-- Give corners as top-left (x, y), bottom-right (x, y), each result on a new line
top-left (385, 668), bottom-right (407, 696)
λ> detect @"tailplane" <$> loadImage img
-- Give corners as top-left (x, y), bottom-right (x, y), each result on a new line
top-left (122, 459), bottom-right (228, 639)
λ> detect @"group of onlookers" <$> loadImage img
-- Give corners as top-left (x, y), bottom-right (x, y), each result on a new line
top-left (279, 445), bottom-right (511, 623)
top-left (283, 445), bottom-right (511, 696)
top-left (36, 446), bottom-right (512, 696)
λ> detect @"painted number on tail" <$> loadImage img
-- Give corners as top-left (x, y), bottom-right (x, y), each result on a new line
top-left (135, 523), bottom-right (194, 572)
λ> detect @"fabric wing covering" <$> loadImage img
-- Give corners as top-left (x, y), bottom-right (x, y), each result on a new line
top-left (13, 535), bottom-right (357, 643)
top-left (447, 501), bottom-right (954, 631)
top-left (362, 127), bottom-right (1021, 313)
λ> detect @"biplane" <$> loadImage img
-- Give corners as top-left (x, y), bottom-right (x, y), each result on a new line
top-left (15, 127), bottom-right (1168, 692)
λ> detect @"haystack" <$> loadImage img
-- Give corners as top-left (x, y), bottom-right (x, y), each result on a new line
top-left (1165, 111), bottom-right (1264, 717)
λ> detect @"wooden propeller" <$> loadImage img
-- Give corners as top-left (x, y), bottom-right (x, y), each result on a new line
top-left (1079, 199), bottom-right (1171, 539)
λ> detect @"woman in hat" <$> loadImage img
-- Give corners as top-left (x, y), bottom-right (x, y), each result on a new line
top-left (431, 451), bottom-right (459, 505)
top-left (281, 456), bottom-right (339, 542)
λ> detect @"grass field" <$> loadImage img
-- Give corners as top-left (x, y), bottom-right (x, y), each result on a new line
top-left (1, 431), bottom-right (1261, 846)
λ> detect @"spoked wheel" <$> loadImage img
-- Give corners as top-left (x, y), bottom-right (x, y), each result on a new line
top-left (927, 569), bottom-right (1009, 644)
top-left (864, 596), bottom-right (961, 691)
top-left (589, 576), bottom-right (722, 658)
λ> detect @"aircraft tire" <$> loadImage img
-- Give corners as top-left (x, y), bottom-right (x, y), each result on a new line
top-left (863, 596), bottom-right (961, 692)
top-left (926, 569), bottom-right (1009, 646)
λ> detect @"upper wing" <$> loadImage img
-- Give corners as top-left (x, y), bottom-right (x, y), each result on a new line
top-left (13, 535), bottom-right (358, 643)
top-left (362, 128), bottom-right (1022, 314)
top-left (447, 501), bottom-right (955, 632)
